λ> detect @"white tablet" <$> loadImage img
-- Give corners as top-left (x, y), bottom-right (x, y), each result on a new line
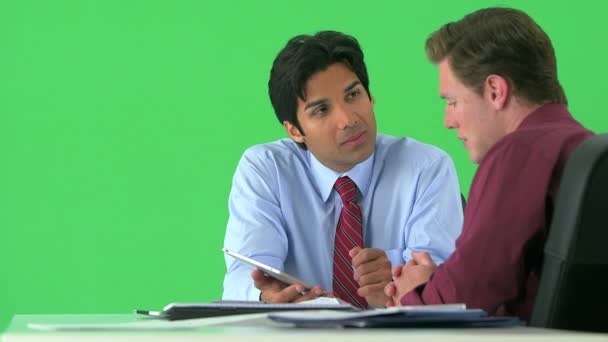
top-left (222, 248), bottom-right (313, 290)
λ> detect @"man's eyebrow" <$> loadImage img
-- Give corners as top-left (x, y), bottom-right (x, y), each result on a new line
top-left (344, 80), bottom-right (361, 93)
top-left (303, 80), bottom-right (361, 110)
top-left (304, 98), bottom-right (328, 110)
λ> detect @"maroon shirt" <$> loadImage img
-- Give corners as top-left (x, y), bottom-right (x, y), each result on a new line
top-left (401, 104), bottom-right (593, 322)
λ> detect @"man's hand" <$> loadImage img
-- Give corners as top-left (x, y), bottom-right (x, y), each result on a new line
top-left (350, 247), bottom-right (393, 308)
top-left (384, 262), bottom-right (407, 307)
top-left (384, 251), bottom-right (437, 307)
top-left (252, 270), bottom-right (324, 303)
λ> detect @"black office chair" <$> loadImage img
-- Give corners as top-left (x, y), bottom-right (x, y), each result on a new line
top-left (460, 193), bottom-right (466, 213)
top-left (530, 134), bottom-right (608, 332)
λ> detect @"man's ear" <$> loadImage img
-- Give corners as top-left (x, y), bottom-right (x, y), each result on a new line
top-left (484, 74), bottom-right (510, 110)
top-left (283, 121), bottom-right (305, 143)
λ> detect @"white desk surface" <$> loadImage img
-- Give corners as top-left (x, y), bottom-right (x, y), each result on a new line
top-left (2, 314), bottom-right (608, 342)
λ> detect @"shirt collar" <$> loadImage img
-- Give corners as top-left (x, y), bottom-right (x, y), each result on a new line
top-left (309, 151), bottom-right (375, 203)
top-left (517, 103), bottom-right (572, 129)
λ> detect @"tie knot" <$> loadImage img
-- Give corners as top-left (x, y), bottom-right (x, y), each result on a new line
top-left (334, 176), bottom-right (358, 203)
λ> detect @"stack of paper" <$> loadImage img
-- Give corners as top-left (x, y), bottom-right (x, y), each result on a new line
top-left (136, 299), bottom-right (354, 320)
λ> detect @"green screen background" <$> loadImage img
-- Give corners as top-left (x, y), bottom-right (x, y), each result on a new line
top-left (1, 0), bottom-right (607, 331)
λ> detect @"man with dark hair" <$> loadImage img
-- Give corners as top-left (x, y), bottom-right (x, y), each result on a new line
top-left (385, 8), bottom-right (593, 320)
top-left (223, 31), bottom-right (463, 308)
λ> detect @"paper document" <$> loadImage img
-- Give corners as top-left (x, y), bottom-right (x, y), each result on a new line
top-left (27, 313), bottom-right (271, 331)
top-left (298, 297), bottom-right (344, 305)
top-left (136, 300), bottom-right (354, 320)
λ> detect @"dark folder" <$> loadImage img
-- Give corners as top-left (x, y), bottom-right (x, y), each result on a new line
top-left (268, 307), bottom-right (523, 328)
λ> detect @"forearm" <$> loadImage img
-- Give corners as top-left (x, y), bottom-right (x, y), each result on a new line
top-left (404, 156), bottom-right (463, 264)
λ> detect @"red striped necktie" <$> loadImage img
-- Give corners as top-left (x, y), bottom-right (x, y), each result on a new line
top-left (332, 176), bottom-right (367, 309)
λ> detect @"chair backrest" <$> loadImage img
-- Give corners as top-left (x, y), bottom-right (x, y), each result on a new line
top-left (460, 193), bottom-right (466, 213)
top-left (530, 134), bottom-right (608, 332)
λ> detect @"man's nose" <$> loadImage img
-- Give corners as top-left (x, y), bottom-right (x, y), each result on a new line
top-left (336, 104), bottom-right (358, 129)
top-left (444, 107), bottom-right (457, 129)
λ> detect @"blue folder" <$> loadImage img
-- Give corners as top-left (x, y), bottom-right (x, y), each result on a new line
top-left (268, 307), bottom-right (523, 328)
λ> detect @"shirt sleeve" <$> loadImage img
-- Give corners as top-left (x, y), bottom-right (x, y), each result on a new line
top-left (222, 148), bottom-right (289, 300)
top-left (401, 142), bottom-right (551, 314)
top-left (403, 154), bottom-right (463, 264)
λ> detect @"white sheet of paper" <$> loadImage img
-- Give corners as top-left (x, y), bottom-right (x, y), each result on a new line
top-left (297, 297), bottom-right (343, 305)
top-left (27, 313), bottom-right (272, 331)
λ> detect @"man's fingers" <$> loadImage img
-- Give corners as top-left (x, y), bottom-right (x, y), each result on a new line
top-left (268, 284), bottom-right (308, 303)
top-left (412, 251), bottom-right (434, 266)
top-left (292, 286), bottom-right (324, 303)
top-left (253, 271), bottom-right (319, 303)
top-left (251, 269), bottom-right (270, 282)
top-left (384, 282), bottom-right (396, 297)
top-left (351, 248), bottom-right (385, 267)
top-left (262, 283), bottom-right (326, 303)
top-left (392, 265), bottom-right (403, 277)
top-left (358, 281), bottom-right (390, 298)
top-left (357, 269), bottom-right (392, 287)
top-left (354, 255), bottom-right (391, 277)
top-left (252, 270), bottom-right (282, 291)
top-left (348, 246), bottom-right (362, 258)
top-left (392, 294), bottom-right (401, 306)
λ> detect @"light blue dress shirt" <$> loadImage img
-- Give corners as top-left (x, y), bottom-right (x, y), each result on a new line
top-left (222, 134), bottom-right (463, 300)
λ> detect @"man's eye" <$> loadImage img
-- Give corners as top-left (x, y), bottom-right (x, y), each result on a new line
top-left (347, 90), bottom-right (361, 100)
top-left (313, 106), bottom-right (327, 116)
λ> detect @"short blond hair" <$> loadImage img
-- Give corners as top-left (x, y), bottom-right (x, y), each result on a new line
top-left (426, 7), bottom-right (567, 105)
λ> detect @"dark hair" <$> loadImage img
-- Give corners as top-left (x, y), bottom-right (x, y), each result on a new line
top-left (268, 31), bottom-right (371, 149)
top-left (425, 7), bottom-right (567, 105)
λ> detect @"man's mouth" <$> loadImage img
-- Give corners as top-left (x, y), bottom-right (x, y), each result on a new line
top-left (342, 131), bottom-right (366, 146)
top-left (459, 137), bottom-right (468, 147)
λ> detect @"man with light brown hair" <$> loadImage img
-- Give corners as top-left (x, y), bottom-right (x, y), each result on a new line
top-left (385, 7), bottom-right (593, 321)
